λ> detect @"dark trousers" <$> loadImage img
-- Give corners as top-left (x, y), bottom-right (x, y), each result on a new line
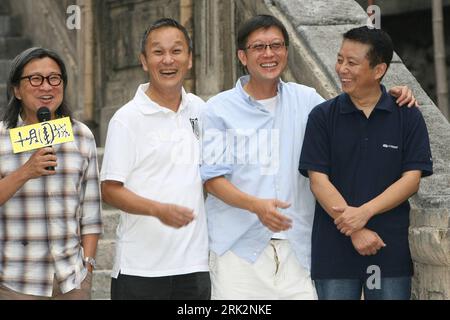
top-left (315, 277), bottom-right (411, 300)
top-left (111, 271), bottom-right (211, 300)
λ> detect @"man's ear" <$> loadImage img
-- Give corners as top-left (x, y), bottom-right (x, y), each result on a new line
top-left (237, 50), bottom-right (248, 68)
top-left (13, 86), bottom-right (21, 100)
top-left (140, 53), bottom-right (148, 72)
top-left (374, 63), bottom-right (388, 81)
top-left (188, 51), bottom-right (193, 70)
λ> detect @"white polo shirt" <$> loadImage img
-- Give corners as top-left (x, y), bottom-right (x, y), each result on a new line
top-left (101, 83), bottom-right (209, 278)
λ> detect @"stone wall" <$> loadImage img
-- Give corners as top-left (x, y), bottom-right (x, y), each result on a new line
top-left (354, 0), bottom-right (450, 119)
top-left (7, 0), bottom-right (195, 145)
top-left (95, 0), bottom-right (194, 145)
top-left (355, 0), bottom-right (450, 15)
top-left (8, 0), bottom-right (83, 120)
top-left (193, 0), bottom-right (237, 99)
top-left (382, 7), bottom-right (450, 110)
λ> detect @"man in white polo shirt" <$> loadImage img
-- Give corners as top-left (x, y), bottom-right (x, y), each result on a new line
top-left (100, 18), bottom-right (209, 300)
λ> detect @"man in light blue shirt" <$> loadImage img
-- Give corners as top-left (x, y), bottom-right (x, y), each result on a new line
top-left (201, 15), bottom-right (417, 300)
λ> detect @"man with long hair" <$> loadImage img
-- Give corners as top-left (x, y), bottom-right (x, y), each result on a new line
top-left (0, 47), bottom-right (102, 300)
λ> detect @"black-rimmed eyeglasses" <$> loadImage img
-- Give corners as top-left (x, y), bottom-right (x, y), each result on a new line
top-left (20, 74), bottom-right (63, 87)
top-left (245, 41), bottom-right (287, 53)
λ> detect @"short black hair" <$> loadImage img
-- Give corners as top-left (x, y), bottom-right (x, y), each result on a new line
top-left (140, 18), bottom-right (193, 55)
top-left (1, 47), bottom-right (72, 129)
top-left (237, 14), bottom-right (289, 50)
top-left (343, 26), bottom-right (394, 70)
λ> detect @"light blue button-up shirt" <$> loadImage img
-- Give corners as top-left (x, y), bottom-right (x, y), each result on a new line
top-left (201, 76), bottom-right (325, 271)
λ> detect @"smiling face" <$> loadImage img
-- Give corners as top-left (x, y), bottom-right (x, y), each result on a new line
top-left (335, 39), bottom-right (387, 97)
top-left (140, 26), bottom-right (192, 94)
top-left (13, 57), bottom-right (64, 124)
top-left (237, 26), bottom-right (288, 85)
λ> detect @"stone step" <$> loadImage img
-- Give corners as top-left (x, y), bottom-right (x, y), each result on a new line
top-left (92, 270), bottom-right (111, 300)
top-left (101, 209), bottom-right (120, 240)
top-left (96, 239), bottom-right (115, 270)
top-left (0, 59), bottom-right (12, 82)
top-left (0, 15), bottom-right (21, 37)
top-left (0, 37), bottom-right (31, 59)
top-left (419, 173), bottom-right (450, 199)
top-left (93, 208), bottom-right (116, 300)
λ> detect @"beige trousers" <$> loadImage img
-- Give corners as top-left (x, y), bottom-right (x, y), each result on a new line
top-left (210, 240), bottom-right (317, 300)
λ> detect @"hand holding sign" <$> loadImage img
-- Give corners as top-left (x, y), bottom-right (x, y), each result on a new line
top-left (9, 116), bottom-right (74, 153)
top-left (9, 110), bottom-right (74, 179)
top-left (37, 107), bottom-right (55, 171)
top-left (21, 147), bottom-right (57, 179)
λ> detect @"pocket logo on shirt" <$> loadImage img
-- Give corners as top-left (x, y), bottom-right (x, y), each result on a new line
top-left (189, 118), bottom-right (200, 140)
top-left (382, 144), bottom-right (398, 150)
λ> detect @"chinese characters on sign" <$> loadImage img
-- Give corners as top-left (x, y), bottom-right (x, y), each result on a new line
top-left (9, 117), bottom-right (74, 153)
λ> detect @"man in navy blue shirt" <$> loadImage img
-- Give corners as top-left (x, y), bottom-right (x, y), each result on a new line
top-left (299, 26), bottom-right (433, 300)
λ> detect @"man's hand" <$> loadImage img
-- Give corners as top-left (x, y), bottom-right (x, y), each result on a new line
top-left (389, 85), bottom-right (418, 107)
top-left (22, 147), bottom-right (57, 179)
top-left (350, 228), bottom-right (386, 256)
top-left (156, 203), bottom-right (195, 228)
top-left (333, 206), bottom-right (372, 236)
top-left (249, 199), bottom-right (292, 233)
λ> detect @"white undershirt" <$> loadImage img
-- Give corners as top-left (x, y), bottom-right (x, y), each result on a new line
top-left (257, 95), bottom-right (278, 115)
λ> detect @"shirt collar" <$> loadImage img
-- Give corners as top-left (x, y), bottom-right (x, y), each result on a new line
top-left (134, 83), bottom-right (189, 115)
top-left (340, 85), bottom-right (393, 114)
top-left (236, 75), bottom-right (284, 104)
top-left (17, 114), bottom-right (25, 127)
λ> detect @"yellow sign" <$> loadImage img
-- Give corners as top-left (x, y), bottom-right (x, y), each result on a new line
top-left (9, 117), bottom-right (74, 153)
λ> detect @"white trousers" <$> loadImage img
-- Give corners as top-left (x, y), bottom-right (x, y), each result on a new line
top-left (210, 240), bottom-right (317, 300)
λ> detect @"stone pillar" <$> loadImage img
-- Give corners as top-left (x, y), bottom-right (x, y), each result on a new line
top-left (79, 0), bottom-right (96, 133)
top-left (96, 0), bottom-right (181, 145)
top-left (180, 0), bottom-right (194, 92)
top-left (194, 0), bottom-right (237, 99)
top-left (8, 0), bottom-right (81, 117)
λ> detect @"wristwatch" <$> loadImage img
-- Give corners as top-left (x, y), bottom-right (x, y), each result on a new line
top-left (83, 256), bottom-right (97, 270)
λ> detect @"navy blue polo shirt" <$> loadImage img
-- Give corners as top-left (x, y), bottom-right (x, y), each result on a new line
top-left (299, 85), bottom-right (433, 280)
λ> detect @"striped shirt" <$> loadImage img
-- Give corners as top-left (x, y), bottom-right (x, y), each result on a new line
top-left (0, 117), bottom-right (103, 297)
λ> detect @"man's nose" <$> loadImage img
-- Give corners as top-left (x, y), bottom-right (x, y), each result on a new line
top-left (262, 45), bottom-right (276, 56)
top-left (162, 53), bottom-right (175, 64)
top-left (39, 79), bottom-right (53, 90)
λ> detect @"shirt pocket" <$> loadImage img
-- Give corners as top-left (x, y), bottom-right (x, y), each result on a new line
top-left (136, 130), bottom-right (187, 166)
top-left (373, 138), bottom-right (403, 186)
top-left (378, 140), bottom-right (402, 167)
